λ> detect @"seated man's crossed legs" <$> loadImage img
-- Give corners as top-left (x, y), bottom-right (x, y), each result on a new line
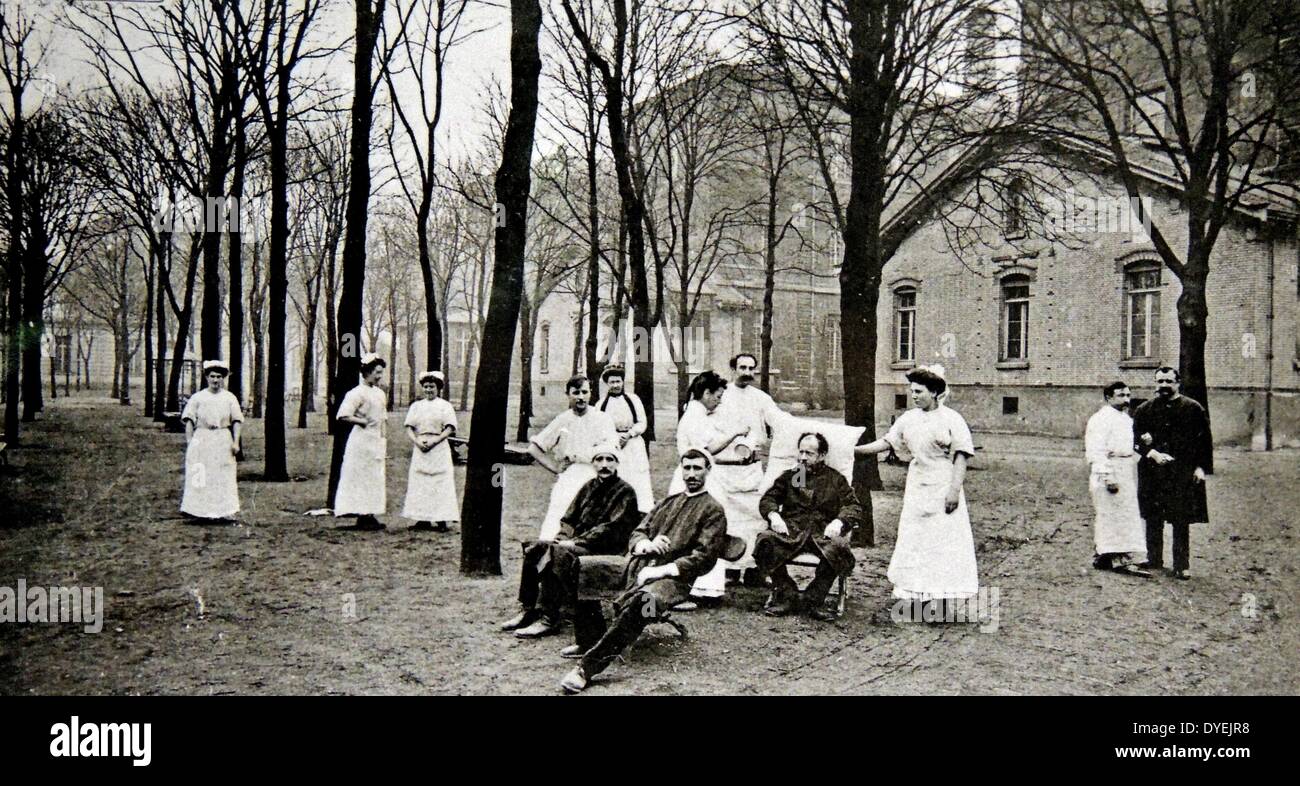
top-left (501, 540), bottom-right (590, 638)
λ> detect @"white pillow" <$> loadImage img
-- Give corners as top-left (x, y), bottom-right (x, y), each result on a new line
top-left (761, 416), bottom-right (865, 493)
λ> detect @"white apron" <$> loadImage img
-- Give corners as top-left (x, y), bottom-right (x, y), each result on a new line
top-left (883, 405), bottom-right (979, 600)
top-left (335, 384), bottom-right (388, 516)
top-left (531, 407), bottom-right (618, 540)
top-left (1085, 406), bottom-right (1146, 557)
top-left (180, 389), bottom-right (243, 519)
top-left (402, 397), bottom-right (459, 522)
top-left (598, 392), bottom-right (654, 511)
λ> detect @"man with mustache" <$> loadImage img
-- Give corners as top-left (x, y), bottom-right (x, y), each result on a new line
top-left (1084, 381), bottom-right (1150, 577)
top-left (754, 431), bottom-right (864, 620)
top-left (502, 445), bottom-right (641, 639)
top-left (529, 375), bottom-right (619, 542)
top-left (1132, 367), bottom-right (1213, 580)
top-left (559, 449), bottom-right (727, 693)
top-left (695, 353), bottom-right (790, 595)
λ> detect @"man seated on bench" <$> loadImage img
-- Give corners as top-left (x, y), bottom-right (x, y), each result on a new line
top-left (754, 432), bottom-right (863, 621)
top-left (559, 449), bottom-right (727, 694)
top-left (501, 444), bottom-right (641, 639)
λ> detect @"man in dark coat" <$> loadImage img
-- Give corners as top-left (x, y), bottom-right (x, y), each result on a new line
top-left (754, 432), bottom-right (864, 619)
top-left (501, 446), bottom-right (641, 638)
top-left (1132, 367), bottom-right (1213, 580)
top-left (559, 449), bottom-right (727, 693)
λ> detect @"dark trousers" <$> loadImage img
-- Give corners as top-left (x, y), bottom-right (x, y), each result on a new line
top-left (754, 537), bottom-right (839, 607)
top-left (575, 591), bottom-right (661, 678)
top-left (518, 541), bottom-right (588, 620)
top-left (1145, 519), bottom-right (1191, 571)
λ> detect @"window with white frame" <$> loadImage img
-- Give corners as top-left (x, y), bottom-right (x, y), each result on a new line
top-left (894, 286), bottom-right (917, 362)
top-left (825, 315), bottom-right (842, 373)
top-left (1000, 275), bottom-right (1030, 361)
top-left (1124, 263), bottom-right (1162, 359)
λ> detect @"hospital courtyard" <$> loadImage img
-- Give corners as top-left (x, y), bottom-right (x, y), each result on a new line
top-left (0, 394), bottom-right (1295, 696)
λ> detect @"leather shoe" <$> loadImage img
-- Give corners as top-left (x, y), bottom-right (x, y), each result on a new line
top-left (808, 606), bottom-right (838, 622)
top-left (1172, 569), bottom-right (1191, 580)
top-left (560, 666), bottom-right (589, 694)
top-left (765, 599), bottom-right (796, 617)
top-left (500, 608), bottom-right (537, 632)
top-left (559, 644), bottom-right (585, 659)
top-left (514, 618), bottom-right (558, 638)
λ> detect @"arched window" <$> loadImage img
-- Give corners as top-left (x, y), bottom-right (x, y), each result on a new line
top-left (1123, 262), bottom-right (1161, 360)
top-left (1000, 274), bottom-right (1031, 361)
top-left (893, 286), bottom-right (917, 363)
top-left (538, 322), bottom-right (551, 374)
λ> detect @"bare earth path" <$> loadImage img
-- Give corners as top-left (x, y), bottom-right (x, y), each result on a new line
top-left (1, 396), bottom-right (1295, 695)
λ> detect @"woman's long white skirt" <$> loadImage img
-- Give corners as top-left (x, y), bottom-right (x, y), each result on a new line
top-left (618, 435), bottom-right (655, 512)
top-left (335, 426), bottom-right (387, 516)
top-left (887, 473), bottom-right (979, 600)
top-left (402, 442), bottom-right (459, 521)
top-left (181, 429), bottom-right (240, 519)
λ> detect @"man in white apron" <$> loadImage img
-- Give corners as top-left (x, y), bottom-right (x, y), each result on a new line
top-left (712, 353), bottom-right (791, 586)
top-left (1085, 381), bottom-right (1150, 577)
top-left (529, 375), bottom-right (619, 541)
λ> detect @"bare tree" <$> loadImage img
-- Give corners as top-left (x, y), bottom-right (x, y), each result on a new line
top-left (1018, 0), bottom-right (1300, 444)
top-left (460, 0), bottom-right (543, 575)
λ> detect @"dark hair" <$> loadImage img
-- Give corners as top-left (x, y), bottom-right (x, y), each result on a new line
top-left (565, 374), bottom-right (589, 393)
top-left (797, 431), bottom-right (830, 455)
top-left (680, 448), bottom-right (712, 467)
top-left (905, 367), bottom-right (946, 396)
top-left (360, 357), bottom-right (387, 374)
top-left (730, 353), bottom-right (758, 370)
top-left (1155, 366), bottom-right (1180, 381)
top-left (1102, 381), bottom-right (1128, 399)
top-left (688, 371), bottom-right (728, 401)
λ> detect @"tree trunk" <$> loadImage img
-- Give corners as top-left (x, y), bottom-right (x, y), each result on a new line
top-left (461, 0), bottom-right (542, 576)
top-left (842, 0), bottom-right (888, 547)
top-left (153, 235), bottom-right (170, 420)
top-left (324, 242), bottom-right (338, 434)
top-left (583, 100), bottom-right (602, 389)
top-left (572, 294), bottom-right (584, 375)
top-left (1176, 256), bottom-right (1214, 473)
top-left (20, 243), bottom-right (46, 421)
top-left (328, 0), bottom-right (387, 506)
top-left (143, 237), bottom-right (156, 416)
top-left (298, 304), bottom-right (317, 429)
top-left (228, 119), bottom-right (248, 402)
top-left (760, 176), bottom-right (778, 393)
top-left (515, 299), bottom-right (534, 443)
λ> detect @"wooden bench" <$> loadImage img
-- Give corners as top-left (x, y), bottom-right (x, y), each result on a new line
top-left (576, 535), bottom-right (747, 644)
top-left (163, 412), bottom-right (185, 433)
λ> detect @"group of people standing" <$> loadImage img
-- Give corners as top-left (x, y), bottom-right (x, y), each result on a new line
top-left (1084, 367), bottom-right (1213, 581)
top-left (178, 348), bottom-right (1212, 694)
top-left (180, 353), bottom-right (461, 532)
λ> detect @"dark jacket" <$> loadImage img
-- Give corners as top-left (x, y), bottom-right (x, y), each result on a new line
top-left (757, 462), bottom-right (863, 574)
top-left (621, 490), bottom-right (727, 602)
top-left (1133, 394), bottom-right (1212, 525)
top-left (558, 474), bottom-right (642, 554)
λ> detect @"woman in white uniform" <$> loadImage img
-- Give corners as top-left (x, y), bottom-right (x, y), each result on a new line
top-left (180, 360), bottom-right (243, 522)
top-left (670, 370), bottom-right (753, 604)
top-left (596, 364), bottom-right (653, 512)
top-left (856, 365), bottom-right (978, 614)
top-left (335, 354), bottom-right (389, 530)
top-left (402, 370), bottom-right (459, 532)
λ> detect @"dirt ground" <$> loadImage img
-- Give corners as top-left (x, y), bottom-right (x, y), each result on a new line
top-left (1, 394), bottom-right (1296, 695)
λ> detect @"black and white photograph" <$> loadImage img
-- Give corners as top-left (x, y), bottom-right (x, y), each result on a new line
top-left (0, 0), bottom-right (1295, 760)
